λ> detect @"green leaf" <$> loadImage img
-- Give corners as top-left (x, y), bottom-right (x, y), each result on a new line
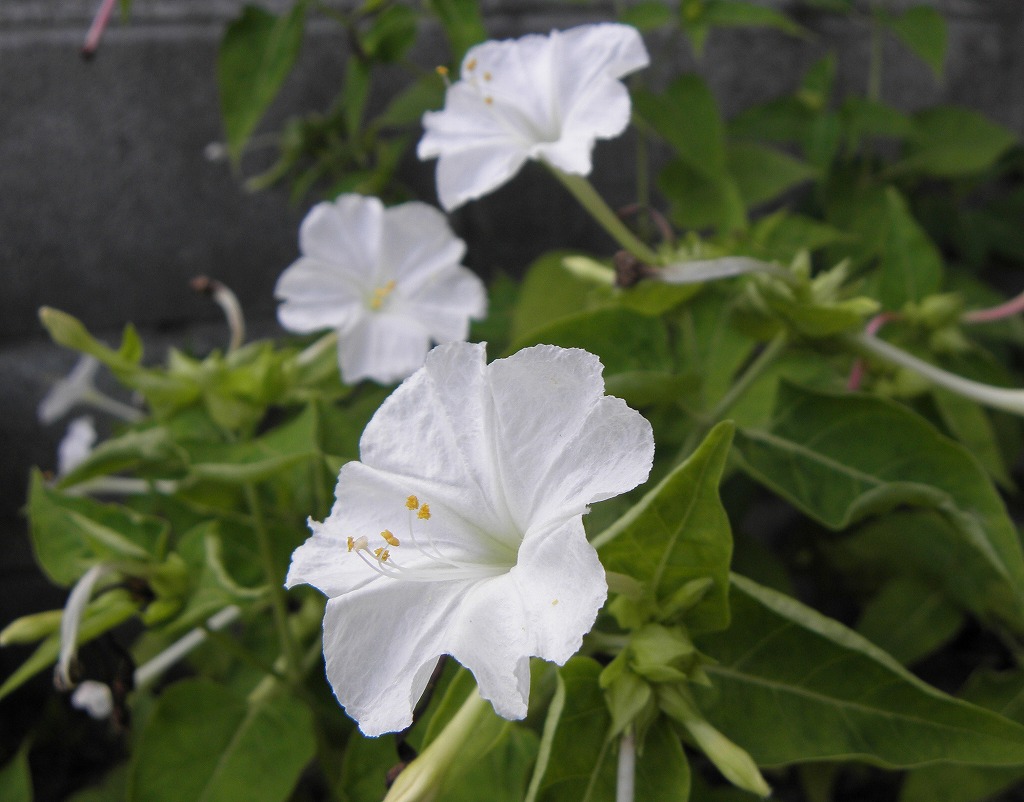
top-left (28, 471), bottom-right (168, 584)
top-left (877, 186), bottom-right (943, 309)
top-left (375, 73), bottom-right (446, 128)
top-left (636, 76), bottom-right (728, 175)
top-left (598, 422), bottom-right (735, 633)
top-left (658, 159), bottom-right (748, 232)
top-left (693, 574), bottom-right (1024, 767)
top-left (510, 252), bottom-right (600, 342)
top-left (898, 106), bottom-right (1018, 177)
top-left (442, 727), bottom-right (539, 802)
top-left (856, 577), bottom-right (964, 665)
top-left (510, 308), bottom-right (672, 376)
top-left (933, 387), bottom-right (1014, 489)
top-left (879, 5), bottom-right (947, 79)
top-left (533, 657), bottom-right (615, 802)
top-left (901, 668), bottom-right (1024, 802)
top-left (218, 3), bottom-right (306, 165)
top-left (702, 0), bottom-right (807, 38)
top-left (726, 142), bottom-right (816, 208)
top-left (361, 4), bottom-right (418, 62)
top-left (838, 97), bottom-right (913, 148)
top-left (0, 746), bottom-right (32, 802)
top-left (732, 383), bottom-right (1024, 634)
top-left (619, 1), bottom-right (675, 31)
top-left (427, 0), bottom-right (487, 63)
top-left (128, 680), bottom-right (315, 802)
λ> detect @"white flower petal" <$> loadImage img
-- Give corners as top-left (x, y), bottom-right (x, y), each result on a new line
top-left (275, 257), bottom-right (364, 333)
top-left (58, 416), bottom-right (97, 476)
top-left (381, 203), bottom-right (467, 290)
top-left (299, 196), bottom-right (382, 275)
top-left (398, 268), bottom-right (487, 343)
top-left (322, 582), bottom-right (462, 736)
top-left (337, 314), bottom-right (432, 385)
top-left (55, 563), bottom-right (113, 691)
top-left (434, 144), bottom-right (529, 212)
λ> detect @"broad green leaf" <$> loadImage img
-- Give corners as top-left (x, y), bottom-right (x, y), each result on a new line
top-left (510, 252), bottom-right (601, 342)
top-left (218, 4), bottom-right (306, 165)
top-left (636, 76), bottom-right (728, 176)
top-left (732, 383), bottom-right (1024, 634)
top-left (509, 308), bottom-right (672, 376)
top-left (726, 142), bottom-right (816, 208)
top-left (747, 212), bottom-right (851, 264)
top-left (879, 5), bottom-right (947, 79)
top-left (901, 668), bottom-right (1024, 802)
top-left (856, 577), bottom-right (963, 665)
top-left (933, 387), bottom-right (1014, 489)
top-left (598, 422), bottom-right (735, 633)
top-left (427, 0), bottom-right (487, 63)
top-left (335, 731), bottom-right (397, 802)
top-left (533, 657), bottom-right (615, 802)
top-left (0, 746), bottom-right (31, 802)
top-left (128, 680), bottom-right (315, 802)
top-left (28, 471), bottom-right (167, 584)
top-left (657, 158), bottom-right (747, 232)
top-left (877, 187), bottom-right (943, 309)
top-left (899, 106), bottom-right (1018, 178)
top-left (67, 765), bottom-right (128, 802)
top-left (694, 574), bottom-right (1024, 767)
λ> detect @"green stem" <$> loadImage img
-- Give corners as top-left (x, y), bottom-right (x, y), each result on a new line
top-left (245, 483), bottom-right (302, 684)
top-left (548, 168), bottom-right (662, 265)
top-left (616, 726), bottom-right (636, 802)
top-left (679, 334), bottom-right (787, 460)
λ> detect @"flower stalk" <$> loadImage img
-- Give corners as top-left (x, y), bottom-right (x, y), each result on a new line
top-left (550, 170), bottom-right (661, 265)
top-left (383, 689), bottom-right (491, 802)
top-left (845, 331), bottom-right (1024, 417)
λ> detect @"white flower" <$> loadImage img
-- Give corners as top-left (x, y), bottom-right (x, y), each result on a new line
top-left (417, 23), bottom-right (649, 211)
top-left (275, 194), bottom-right (487, 385)
top-left (58, 416), bottom-right (97, 476)
top-left (38, 355), bottom-right (142, 424)
top-left (55, 563), bottom-right (113, 691)
top-left (286, 342), bottom-right (654, 736)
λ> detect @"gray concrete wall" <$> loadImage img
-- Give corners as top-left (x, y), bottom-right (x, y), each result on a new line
top-left (1, 0), bottom-right (1022, 656)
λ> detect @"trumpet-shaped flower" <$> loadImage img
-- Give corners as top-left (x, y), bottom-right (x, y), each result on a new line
top-left (286, 342), bottom-right (654, 736)
top-left (275, 195), bottom-right (487, 385)
top-left (417, 23), bottom-right (650, 211)
top-left (58, 416), bottom-right (97, 476)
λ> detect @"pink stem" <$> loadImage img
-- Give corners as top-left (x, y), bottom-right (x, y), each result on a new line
top-left (962, 290), bottom-right (1024, 324)
top-left (847, 312), bottom-right (899, 391)
top-left (81, 0), bottom-right (118, 59)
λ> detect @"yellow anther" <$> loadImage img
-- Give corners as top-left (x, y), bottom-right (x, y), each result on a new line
top-left (484, 96), bottom-right (494, 105)
top-left (381, 529), bottom-right (400, 547)
top-left (436, 65), bottom-right (449, 77)
top-left (483, 71), bottom-right (492, 81)
top-left (466, 58), bottom-right (477, 71)
top-left (406, 495), bottom-right (420, 510)
top-left (347, 536), bottom-right (354, 552)
top-left (417, 503), bottom-right (431, 520)
top-left (369, 279), bottom-right (397, 311)
top-left (373, 547), bottom-right (391, 562)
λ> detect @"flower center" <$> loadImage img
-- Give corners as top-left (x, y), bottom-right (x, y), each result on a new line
top-left (347, 495), bottom-right (511, 583)
top-left (368, 280), bottom-right (397, 311)
top-left (460, 57), bottom-right (561, 145)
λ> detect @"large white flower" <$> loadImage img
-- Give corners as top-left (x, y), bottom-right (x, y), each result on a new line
top-left (417, 23), bottom-right (649, 211)
top-left (275, 195), bottom-right (487, 385)
top-left (286, 342), bottom-right (654, 736)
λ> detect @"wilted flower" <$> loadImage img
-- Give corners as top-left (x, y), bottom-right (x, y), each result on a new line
top-left (275, 195), bottom-right (487, 385)
top-left (286, 342), bottom-right (654, 736)
top-left (418, 23), bottom-right (650, 211)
